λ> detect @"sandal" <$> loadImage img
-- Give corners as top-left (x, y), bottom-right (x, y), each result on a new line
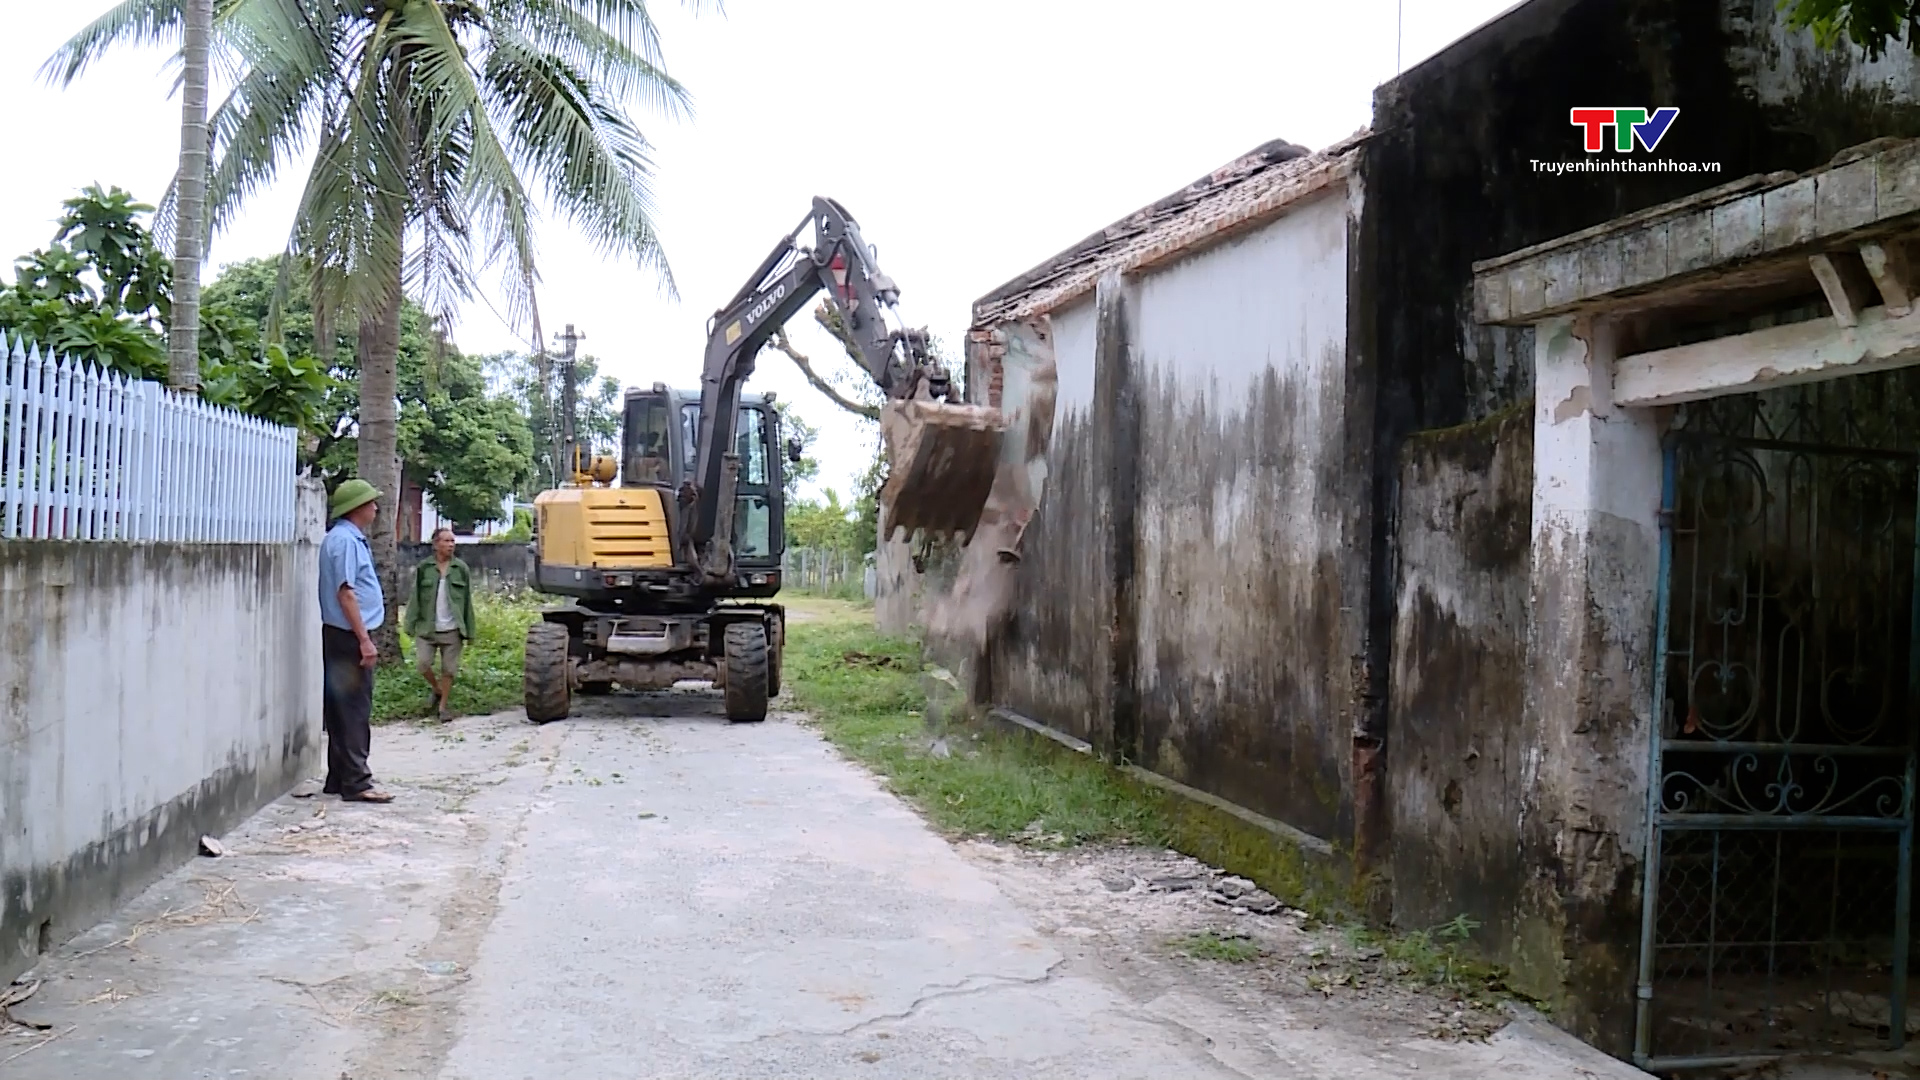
top-left (342, 789), bottom-right (394, 804)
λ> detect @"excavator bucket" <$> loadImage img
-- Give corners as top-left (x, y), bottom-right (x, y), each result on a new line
top-left (879, 399), bottom-right (1006, 541)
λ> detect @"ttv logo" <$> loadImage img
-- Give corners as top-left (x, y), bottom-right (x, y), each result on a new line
top-left (1569, 107), bottom-right (1680, 153)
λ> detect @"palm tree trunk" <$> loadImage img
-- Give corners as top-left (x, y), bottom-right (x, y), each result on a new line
top-left (356, 268), bottom-right (403, 663)
top-left (168, 0), bottom-right (212, 392)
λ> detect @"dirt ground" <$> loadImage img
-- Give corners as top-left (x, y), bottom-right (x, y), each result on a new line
top-left (964, 842), bottom-right (1507, 1039)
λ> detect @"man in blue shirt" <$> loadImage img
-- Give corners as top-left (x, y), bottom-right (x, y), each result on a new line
top-left (318, 479), bottom-right (393, 803)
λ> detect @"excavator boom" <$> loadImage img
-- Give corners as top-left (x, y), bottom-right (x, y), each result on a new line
top-left (688, 198), bottom-right (1003, 581)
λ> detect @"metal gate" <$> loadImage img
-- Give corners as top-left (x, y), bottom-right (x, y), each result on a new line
top-left (1635, 378), bottom-right (1920, 1072)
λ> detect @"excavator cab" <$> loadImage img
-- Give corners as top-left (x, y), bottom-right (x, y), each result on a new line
top-left (619, 385), bottom-right (787, 596)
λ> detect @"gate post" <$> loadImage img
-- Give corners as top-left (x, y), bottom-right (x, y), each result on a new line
top-left (1518, 315), bottom-right (1665, 1052)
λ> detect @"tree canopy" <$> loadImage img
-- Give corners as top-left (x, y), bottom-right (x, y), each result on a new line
top-left (0, 185), bottom-right (333, 435)
top-left (207, 255), bottom-right (535, 527)
top-left (53, 0), bottom-right (707, 657)
top-left (786, 487), bottom-right (862, 553)
top-left (1784, 0), bottom-right (1920, 58)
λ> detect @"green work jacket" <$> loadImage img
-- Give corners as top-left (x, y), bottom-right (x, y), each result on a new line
top-left (406, 557), bottom-right (476, 641)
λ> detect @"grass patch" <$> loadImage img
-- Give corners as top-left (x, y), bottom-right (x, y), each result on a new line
top-left (784, 603), bottom-right (1167, 846)
top-left (371, 590), bottom-right (543, 723)
top-left (1178, 930), bottom-right (1262, 963)
top-left (1345, 915), bottom-right (1515, 1002)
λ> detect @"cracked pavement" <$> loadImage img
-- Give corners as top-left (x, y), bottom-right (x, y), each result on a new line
top-left (0, 694), bottom-right (1650, 1079)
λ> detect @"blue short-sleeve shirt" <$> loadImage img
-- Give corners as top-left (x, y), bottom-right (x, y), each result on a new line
top-left (319, 519), bottom-right (385, 632)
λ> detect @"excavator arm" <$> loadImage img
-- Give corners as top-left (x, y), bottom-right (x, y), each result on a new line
top-left (686, 197), bottom-right (995, 583)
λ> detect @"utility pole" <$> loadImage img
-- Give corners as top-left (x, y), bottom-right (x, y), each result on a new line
top-left (555, 324), bottom-right (583, 482)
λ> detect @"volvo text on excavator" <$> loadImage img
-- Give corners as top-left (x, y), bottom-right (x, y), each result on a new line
top-left (523, 198), bottom-right (1003, 723)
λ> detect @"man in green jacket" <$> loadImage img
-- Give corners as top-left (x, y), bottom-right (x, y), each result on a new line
top-left (408, 527), bottom-right (476, 721)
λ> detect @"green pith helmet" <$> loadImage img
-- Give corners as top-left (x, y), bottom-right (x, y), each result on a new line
top-left (329, 478), bottom-right (382, 520)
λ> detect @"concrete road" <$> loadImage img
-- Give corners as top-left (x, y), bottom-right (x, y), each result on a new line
top-left (0, 696), bottom-right (1648, 1080)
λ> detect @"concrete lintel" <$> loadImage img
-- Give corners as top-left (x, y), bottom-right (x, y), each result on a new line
top-left (1473, 139), bottom-right (1920, 326)
top-left (1612, 303), bottom-right (1920, 407)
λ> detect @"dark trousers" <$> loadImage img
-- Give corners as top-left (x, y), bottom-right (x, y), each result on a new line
top-left (321, 625), bottom-right (376, 796)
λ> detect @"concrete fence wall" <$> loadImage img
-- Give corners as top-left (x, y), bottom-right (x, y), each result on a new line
top-left (0, 479), bottom-right (326, 979)
top-left (396, 541), bottom-right (533, 592)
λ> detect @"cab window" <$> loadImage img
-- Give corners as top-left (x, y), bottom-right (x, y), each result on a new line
top-left (624, 396), bottom-right (673, 485)
top-left (680, 404), bottom-right (699, 482)
top-left (734, 406), bottom-right (773, 557)
top-left (736, 408), bottom-right (769, 486)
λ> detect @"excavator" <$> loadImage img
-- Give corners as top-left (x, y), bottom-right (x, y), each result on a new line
top-left (524, 197), bottom-right (1003, 723)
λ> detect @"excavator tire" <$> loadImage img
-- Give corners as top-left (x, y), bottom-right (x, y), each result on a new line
top-left (879, 400), bottom-right (1005, 541)
top-left (723, 622), bottom-right (769, 723)
top-left (524, 621), bottom-right (573, 724)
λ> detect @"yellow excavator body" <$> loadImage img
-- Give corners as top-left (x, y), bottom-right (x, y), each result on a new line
top-left (534, 484), bottom-right (674, 570)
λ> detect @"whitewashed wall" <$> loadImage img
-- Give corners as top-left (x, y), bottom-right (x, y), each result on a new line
top-left (0, 481), bottom-right (325, 980)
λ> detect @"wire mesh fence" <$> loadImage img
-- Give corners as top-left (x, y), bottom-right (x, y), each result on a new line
top-left (782, 547), bottom-right (872, 600)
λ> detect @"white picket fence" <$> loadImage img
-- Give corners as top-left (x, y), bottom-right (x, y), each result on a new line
top-left (0, 339), bottom-right (298, 542)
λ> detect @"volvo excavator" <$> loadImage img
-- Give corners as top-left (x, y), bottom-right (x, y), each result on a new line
top-left (523, 197), bottom-right (1003, 723)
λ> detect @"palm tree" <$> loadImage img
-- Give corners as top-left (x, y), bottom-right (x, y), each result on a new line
top-left (51, 0), bottom-right (700, 655)
top-left (169, 0), bottom-right (212, 392)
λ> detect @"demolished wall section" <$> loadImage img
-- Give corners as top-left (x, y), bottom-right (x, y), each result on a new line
top-left (984, 297), bottom-right (1109, 747)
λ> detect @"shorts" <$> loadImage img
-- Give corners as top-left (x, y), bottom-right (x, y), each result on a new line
top-left (414, 629), bottom-right (465, 678)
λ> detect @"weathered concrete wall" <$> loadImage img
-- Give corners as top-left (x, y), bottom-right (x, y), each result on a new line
top-left (1128, 188), bottom-right (1364, 840)
top-left (1367, 0), bottom-right (1920, 435)
top-left (0, 481), bottom-right (324, 979)
top-left (1364, 0), bottom-right (1920, 1054)
top-left (1387, 404), bottom-right (1532, 959)
top-left (873, 527), bottom-right (938, 638)
top-left (982, 182), bottom-right (1367, 842)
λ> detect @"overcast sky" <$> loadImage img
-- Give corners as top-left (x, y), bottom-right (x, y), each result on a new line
top-left (2, 0), bottom-right (1520, 501)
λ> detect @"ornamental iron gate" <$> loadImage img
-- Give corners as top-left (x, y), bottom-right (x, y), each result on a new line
top-left (1635, 375), bottom-right (1920, 1072)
